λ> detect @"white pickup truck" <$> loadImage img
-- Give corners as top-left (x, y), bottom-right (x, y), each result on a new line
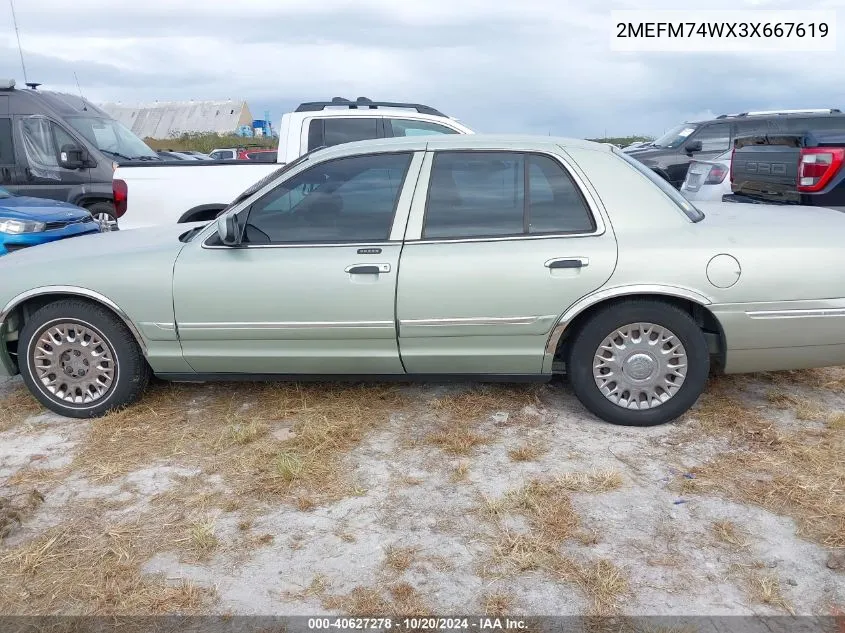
top-left (113, 98), bottom-right (474, 230)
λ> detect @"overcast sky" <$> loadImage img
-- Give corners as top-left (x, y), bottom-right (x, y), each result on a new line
top-left (1, 0), bottom-right (843, 138)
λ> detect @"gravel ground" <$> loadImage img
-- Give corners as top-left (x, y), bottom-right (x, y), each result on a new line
top-left (0, 371), bottom-right (843, 618)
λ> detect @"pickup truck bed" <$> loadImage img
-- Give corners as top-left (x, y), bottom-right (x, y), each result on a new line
top-left (114, 160), bottom-right (279, 230)
top-left (726, 133), bottom-right (845, 212)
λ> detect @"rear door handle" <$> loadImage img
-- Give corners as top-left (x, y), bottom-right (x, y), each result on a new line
top-left (545, 257), bottom-right (589, 269)
top-left (345, 263), bottom-right (391, 274)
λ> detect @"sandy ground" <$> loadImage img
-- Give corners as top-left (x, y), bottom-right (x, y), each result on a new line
top-left (0, 371), bottom-right (843, 617)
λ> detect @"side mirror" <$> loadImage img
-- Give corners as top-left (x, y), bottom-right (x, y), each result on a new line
top-left (59, 144), bottom-right (85, 169)
top-left (684, 140), bottom-right (703, 154)
top-left (216, 214), bottom-right (241, 246)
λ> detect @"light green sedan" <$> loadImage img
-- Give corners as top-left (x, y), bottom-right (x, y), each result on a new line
top-left (2, 135), bottom-right (845, 426)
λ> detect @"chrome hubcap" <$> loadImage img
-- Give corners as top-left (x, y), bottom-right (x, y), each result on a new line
top-left (30, 322), bottom-right (116, 405)
top-left (593, 322), bottom-right (687, 410)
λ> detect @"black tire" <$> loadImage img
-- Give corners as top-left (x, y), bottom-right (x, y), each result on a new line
top-left (566, 300), bottom-right (710, 427)
top-left (85, 201), bottom-right (118, 230)
top-left (19, 299), bottom-right (150, 418)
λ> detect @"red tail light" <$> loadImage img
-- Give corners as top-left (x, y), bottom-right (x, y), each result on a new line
top-left (797, 147), bottom-right (845, 192)
top-left (705, 164), bottom-right (728, 184)
top-left (112, 179), bottom-right (128, 218)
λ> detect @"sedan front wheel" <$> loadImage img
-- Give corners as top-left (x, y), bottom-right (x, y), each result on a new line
top-left (19, 299), bottom-right (150, 418)
top-left (566, 300), bottom-right (710, 426)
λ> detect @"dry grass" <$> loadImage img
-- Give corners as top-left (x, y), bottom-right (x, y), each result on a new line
top-left (0, 489), bottom-right (44, 542)
top-left (73, 382), bottom-right (410, 508)
top-left (711, 520), bottom-right (750, 549)
top-left (384, 545), bottom-right (417, 573)
top-left (426, 386), bottom-right (539, 455)
top-left (0, 505), bottom-right (214, 614)
top-left (508, 442), bottom-right (546, 462)
top-left (0, 386), bottom-right (43, 432)
top-left (484, 475), bottom-right (628, 615)
top-left (681, 377), bottom-right (845, 548)
top-left (450, 462), bottom-right (470, 483)
top-left (184, 516), bottom-right (219, 559)
top-left (746, 571), bottom-right (795, 614)
top-left (323, 582), bottom-right (430, 616)
top-left (482, 590), bottom-right (514, 615)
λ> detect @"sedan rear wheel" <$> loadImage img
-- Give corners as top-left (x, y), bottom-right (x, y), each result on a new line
top-left (567, 300), bottom-right (710, 426)
top-left (19, 299), bottom-right (150, 418)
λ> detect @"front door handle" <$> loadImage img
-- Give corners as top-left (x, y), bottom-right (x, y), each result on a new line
top-left (345, 263), bottom-right (391, 274)
top-left (544, 257), bottom-right (589, 269)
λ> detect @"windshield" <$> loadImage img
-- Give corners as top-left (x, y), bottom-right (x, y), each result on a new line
top-left (0, 187), bottom-right (11, 199)
top-left (651, 123), bottom-right (699, 149)
top-left (613, 148), bottom-right (705, 222)
top-left (65, 116), bottom-right (158, 160)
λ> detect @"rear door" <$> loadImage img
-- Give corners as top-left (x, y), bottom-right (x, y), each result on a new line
top-left (396, 147), bottom-right (617, 375)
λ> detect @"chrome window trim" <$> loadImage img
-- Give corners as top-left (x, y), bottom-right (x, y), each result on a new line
top-left (402, 148), bottom-right (607, 243)
top-left (199, 151), bottom-right (425, 251)
top-left (0, 286), bottom-right (148, 355)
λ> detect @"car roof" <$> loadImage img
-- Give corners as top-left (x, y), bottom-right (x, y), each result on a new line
top-left (689, 112), bottom-right (845, 126)
top-left (9, 88), bottom-right (111, 118)
top-left (310, 134), bottom-right (611, 161)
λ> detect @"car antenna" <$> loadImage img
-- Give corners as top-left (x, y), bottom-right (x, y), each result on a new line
top-left (8, 0), bottom-right (28, 84)
top-left (73, 71), bottom-right (88, 110)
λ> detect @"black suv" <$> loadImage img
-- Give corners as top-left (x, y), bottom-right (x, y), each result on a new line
top-left (0, 79), bottom-right (160, 228)
top-left (624, 109), bottom-right (845, 189)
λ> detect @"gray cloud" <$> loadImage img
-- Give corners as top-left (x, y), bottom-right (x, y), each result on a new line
top-left (1, 0), bottom-right (842, 138)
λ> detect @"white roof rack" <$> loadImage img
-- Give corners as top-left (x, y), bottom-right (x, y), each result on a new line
top-left (744, 109), bottom-right (840, 116)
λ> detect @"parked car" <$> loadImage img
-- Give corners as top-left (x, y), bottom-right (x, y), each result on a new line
top-left (3, 135), bottom-right (845, 427)
top-left (209, 148), bottom-right (238, 160)
top-left (680, 150), bottom-right (732, 202)
top-left (112, 97), bottom-right (474, 229)
top-left (0, 79), bottom-right (160, 230)
top-left (156, 150), bottom-right (208, 161)
top-left (0, 186), bottom-right (100, 255)
top-left (724, 131), bottom-right (845, 213)
top-left (626, 109), bottom-right (845, 189)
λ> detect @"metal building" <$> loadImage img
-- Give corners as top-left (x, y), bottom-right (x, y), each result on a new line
top-left (98, 99), bottom-right (254, 139)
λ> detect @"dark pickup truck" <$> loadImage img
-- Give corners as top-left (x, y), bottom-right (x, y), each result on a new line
top-left (725, 132), bottom-right (845, 212)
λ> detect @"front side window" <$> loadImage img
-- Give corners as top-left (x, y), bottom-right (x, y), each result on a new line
top-left (652, 123), bottom-right (699, 149)
top-left (389, 119), bottom-right (459, 137)
top-left (693, 123), bottom-right (730, 152)
top-left (423, 151), bottom-right (595, 239)
top-left (308, 118), bottom-right (381, 151)
top-left (0, 118), bottom-right (13, 165)
top-left (65, 116), bottom-right (157, 160)
top-left (242, 152), bottom-right (412, 244)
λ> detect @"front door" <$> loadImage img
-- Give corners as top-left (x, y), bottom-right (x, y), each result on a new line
top-left (172, 151), bottom-right (422, 374)
top-left (397, 148), bottom-right (618, 375)
top-left (9, 116), bottom-right (89, 202)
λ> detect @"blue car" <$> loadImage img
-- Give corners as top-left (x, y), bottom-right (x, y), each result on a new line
top-left (0, 187), bottom-right (101, 256)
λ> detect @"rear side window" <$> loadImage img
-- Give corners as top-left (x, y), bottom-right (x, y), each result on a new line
top-left (389, 119), bottom-right (459, 137)
top-left (0, 118), bottom-right (13, 165)
top-left (308, 118), bottom-right (381, 151)
top-left (423, 151), bottom-right (595, 239)
top-left (693, 123), bottom-right (730, 152)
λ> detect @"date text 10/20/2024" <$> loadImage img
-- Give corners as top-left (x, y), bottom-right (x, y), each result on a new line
top-left (307, 618), bottom-right (528, 630)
